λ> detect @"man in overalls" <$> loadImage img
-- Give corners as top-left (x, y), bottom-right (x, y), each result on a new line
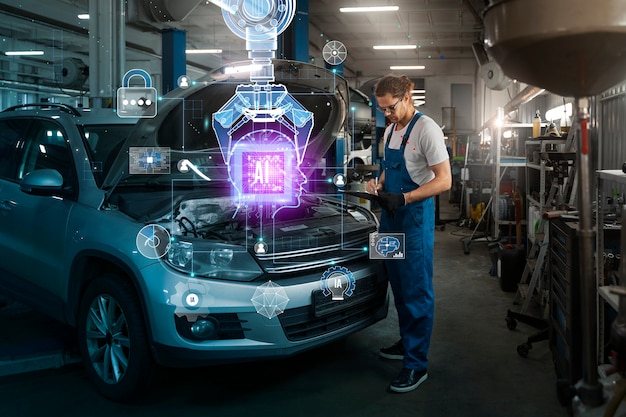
top-left (366, 74), bottom-right (451, 393)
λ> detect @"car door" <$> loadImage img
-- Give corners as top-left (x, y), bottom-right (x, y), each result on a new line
top-left (0, 117), bottom-right (77, 305)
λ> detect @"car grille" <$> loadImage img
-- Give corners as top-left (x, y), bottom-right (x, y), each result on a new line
top-left (256, 235), bottom-right (370, 274)
top-left (277, 268), bottom-right (388, 341)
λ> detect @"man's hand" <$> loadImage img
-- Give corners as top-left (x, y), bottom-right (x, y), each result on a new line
top-left (366, 178), bottom-right (382, 195)
top-left (377, 191), bottom-right (405, 216)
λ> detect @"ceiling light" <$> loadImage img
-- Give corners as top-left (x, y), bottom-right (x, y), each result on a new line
top-left (374, 45), bottom-right (417, 49)
top-left (77, 14), bottom-right (89, 20)
top-left (373, 45), bottom-right (417, 50)
top-left (390, 65), bottom-right (425, 70)
top-left (340, 6), bottom-right (399, 13)
top-left (186, 49), bottom-right (222, 54)
top-left (411, 89), bottom-right (426, 94)
top-left (223, 64), bottom-right (262, 74)
top-left (5, 50), bottom-right (44, 56)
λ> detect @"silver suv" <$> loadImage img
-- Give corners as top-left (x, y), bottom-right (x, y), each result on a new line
top-left (0, 62), bottom-right (388, 401)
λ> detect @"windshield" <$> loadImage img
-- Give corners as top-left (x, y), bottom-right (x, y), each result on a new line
top-left (82, 124), bottom-right (134, 187)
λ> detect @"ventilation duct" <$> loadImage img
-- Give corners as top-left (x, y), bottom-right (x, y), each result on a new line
top-left (473, 41), bottom-right (510, 90)
top-left (54, 58), bottom-right (89, 90)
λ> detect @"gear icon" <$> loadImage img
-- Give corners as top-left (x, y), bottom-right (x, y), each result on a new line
top-left (320, 266), bottom-right (356, 300)
top-left (169, 281), bottom-right (212, 320)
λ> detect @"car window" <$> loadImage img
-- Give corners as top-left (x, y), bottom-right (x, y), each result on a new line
top-left (82, 124), bottom-right (133, 187)
top-left (350, 88), bottom-right (370, 106)
top-left (19, 119), bottom-right (77, 197)
top-left (0, 118), bottom-right (29, 181)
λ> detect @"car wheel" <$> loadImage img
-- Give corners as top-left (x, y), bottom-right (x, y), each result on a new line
top-left (77, 273), bottom-right (153, 401)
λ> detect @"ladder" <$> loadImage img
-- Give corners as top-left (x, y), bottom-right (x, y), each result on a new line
top-left (515, 129), bottom-right (578, 312)
top-left (515, 183), bottom-right (559, 313)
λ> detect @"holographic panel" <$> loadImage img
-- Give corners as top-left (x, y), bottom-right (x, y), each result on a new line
top-left (369, 232), bottom-right (405, 260)
top-left (129, 147), bottom-right (171, 174)
top-left (242, 152), bottom-right (285, 195)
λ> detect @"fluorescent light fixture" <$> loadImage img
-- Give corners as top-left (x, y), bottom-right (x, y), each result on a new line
top-left (224, 64), bottom-right (262, 74)
top-left (77, 14), bottom-right (89, 19)
top-left (411, 89), bottom-right (426, 94)
top-left (340, 6), bottom-right (399, 13)
top-left (373, 45), bottom-right (416, 50)
top-left (185, 49), bottom-right (222, 54)
top-left (414, 100), bottom-right (425, 107)
top-left (412, 95), bottom-right (426, 100)
top-left (5, 50), bottom-right (44, 56)
top-left (390, 65), bottom-right (425, 70)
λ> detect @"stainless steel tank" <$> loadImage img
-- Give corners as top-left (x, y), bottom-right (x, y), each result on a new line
top-left (483, 0), bottom-right (626, 97)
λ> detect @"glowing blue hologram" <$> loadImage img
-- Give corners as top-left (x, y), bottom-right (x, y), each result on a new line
top-left (225, 128), bottom-right (306, 207)
top-left (221, 0), bottom-right (295, 41)
top-left (169, 281), bottom-right (215, 320)
top-left (136, 224), bottom-right (171, 259)
top-left (333, 173), bottom-right (346, 188)
top-left (117, 69), bottom-right (158, 118)
top-left (212, 80), bottom-right (313, 211)
top-left (177, 74), bottom-right (190, 89)
top-left (212, 84), bottom-right (313, 165)
top-left (129, 147), bottom-right (171, 174)
top-left (254, 241), bottom-right (268, 254)
top-left (220, 0), bottom-right (296, 83)
top-left (322, 40), bottom-right (347, 66)
top-left (369, 232), bottom-right (406, 260)
top-left (251, 280), bottom-right (289, 319)
top-left (320, 266), bottom-right (356, 301)
top-left (377, 237), bottom-right (400, 256)
top-left (211, 0), bottom-right (313, 220)
top-left (177, 159), bottom-right (212, 182)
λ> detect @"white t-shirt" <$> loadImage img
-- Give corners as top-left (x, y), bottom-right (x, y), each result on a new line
top-left (383, 113), bottom-right (449, 186)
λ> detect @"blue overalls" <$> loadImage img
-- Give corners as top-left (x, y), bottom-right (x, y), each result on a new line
top-left (380, 112), bottom-right (435, 372)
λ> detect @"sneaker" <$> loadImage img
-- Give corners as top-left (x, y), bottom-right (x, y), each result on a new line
top-left (388, 368), bottom-right (428, 393)
top-left (379, 340), bottom-right (405, 360)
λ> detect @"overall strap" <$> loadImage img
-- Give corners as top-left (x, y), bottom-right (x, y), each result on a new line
top-left (386, 111), bottom-right (423, 147)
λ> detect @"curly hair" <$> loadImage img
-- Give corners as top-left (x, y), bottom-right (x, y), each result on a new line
top-left (374, 74), bottom-right (413, 99)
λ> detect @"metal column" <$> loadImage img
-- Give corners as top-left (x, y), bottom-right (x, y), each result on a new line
top-left (278, 0), bottom-right (309, 63)
top-left (88, 0), bottom-right (125, 108)
top-left (576, 97), bottom-right (604, 406)
top-left (162, 28), bottom-right (187, 94)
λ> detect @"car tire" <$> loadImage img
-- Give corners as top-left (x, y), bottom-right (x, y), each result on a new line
top-left (77, 273), bottom-right (154, 401)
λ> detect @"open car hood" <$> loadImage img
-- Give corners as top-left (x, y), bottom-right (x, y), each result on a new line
top-left (102, 60), bottom-right (349, 196)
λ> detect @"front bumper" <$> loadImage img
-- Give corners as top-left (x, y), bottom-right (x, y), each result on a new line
top-left (143, 260), bottom-right (388, 367)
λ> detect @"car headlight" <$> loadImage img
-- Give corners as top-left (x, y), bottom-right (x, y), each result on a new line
top-left (165, 239), bottom-right (263, 281)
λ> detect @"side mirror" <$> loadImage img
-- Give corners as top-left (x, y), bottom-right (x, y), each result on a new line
top-left (20, 169), bottom-right (64, 196)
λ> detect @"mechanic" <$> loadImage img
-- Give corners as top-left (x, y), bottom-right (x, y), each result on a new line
top-left (366, 74), bottom-right (451, 393)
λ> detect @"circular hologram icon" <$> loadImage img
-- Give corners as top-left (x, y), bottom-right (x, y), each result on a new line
top-left (251, 281), bottom-right (289, 319)
top-left (323, 40), bottom-right (347, 66)
top-left (136, 224), bottom-right (171, 259)
top-left (184, 291), bottom-right (201, 308)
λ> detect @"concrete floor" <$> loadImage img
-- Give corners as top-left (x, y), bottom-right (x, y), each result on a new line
top-left (0, 201), bottom-right (569, 417)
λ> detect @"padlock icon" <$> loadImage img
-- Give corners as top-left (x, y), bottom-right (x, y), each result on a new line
top-left (117, 69), bottom-right (157, 118)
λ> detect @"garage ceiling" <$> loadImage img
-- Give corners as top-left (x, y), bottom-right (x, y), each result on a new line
top-left (0, 0), bottom-right (487, 88)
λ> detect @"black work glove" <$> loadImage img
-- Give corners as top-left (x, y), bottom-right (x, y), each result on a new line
top-left (377, 191), bottom-right (405, 217)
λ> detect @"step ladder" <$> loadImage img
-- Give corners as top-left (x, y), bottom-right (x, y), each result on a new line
top-left (515, 183), bottom-right (559, 313)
